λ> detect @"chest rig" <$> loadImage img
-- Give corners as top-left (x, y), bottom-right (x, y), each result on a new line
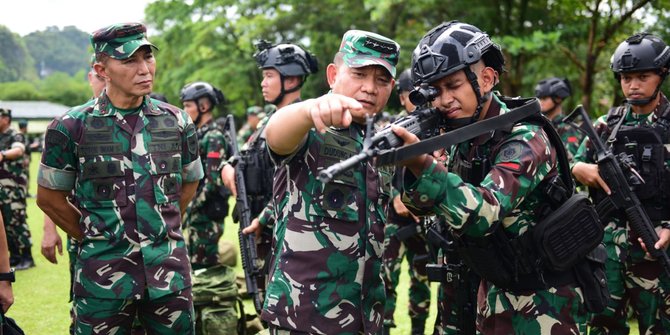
top-left (603, 104), bottom-right (670, 220)
top-left (241, 121), bottom-right (275, 217)
top-left (450, 98), bottom-right (602, 293)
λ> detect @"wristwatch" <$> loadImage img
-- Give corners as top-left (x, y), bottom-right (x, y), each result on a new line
top-left (0, 268), bottom-right (15, 282)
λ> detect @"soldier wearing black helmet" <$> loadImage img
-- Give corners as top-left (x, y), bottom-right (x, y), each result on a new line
top-left (572, 32), bottom-right (670, 334)
top-left (180, 81), bottom-right (231, 270)
top-left (535, 77), bottom-right (583, 161)
top-left (393, 21), bottom-right (599, 333)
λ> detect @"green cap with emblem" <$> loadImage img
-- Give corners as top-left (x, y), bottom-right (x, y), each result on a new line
top-left (91, 22), bottom-right (157, 60)
top-left (338, 30), bottom-right (400, 77)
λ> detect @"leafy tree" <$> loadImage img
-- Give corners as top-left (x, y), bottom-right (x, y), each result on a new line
top-left (0, 81), bottom-right (42, 100)
top-left (0, 25), bottom-right (37, 82)
top-left (24, 26), bottom-right (90, 78)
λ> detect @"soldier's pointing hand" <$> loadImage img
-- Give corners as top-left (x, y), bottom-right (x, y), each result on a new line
top-left (308, 94), bottom-right (362, 133)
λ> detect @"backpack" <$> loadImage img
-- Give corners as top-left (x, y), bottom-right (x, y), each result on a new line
top-left (192, 265), bottom-right (245, 335)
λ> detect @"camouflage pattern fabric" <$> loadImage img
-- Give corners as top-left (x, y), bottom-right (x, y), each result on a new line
top-left (552, 116), bottom-right (583, 163)
top-left (263, 124), bottom-right (389, 334)
top-left (573, 96), bottom-right (670, 334)
top-left (38, 93), bottom-right (203, 302)
top-left (184, 119), bottom-right (229, 270)
top-left (91, 23), bottom-right (157, 60)
top-left (73, 288), bottom-right (194, 335)
top-left (0, 128), bottom-right (31, 258)
top-left (338, 30), bottom-right (399, 77)
top-left (382, 215), bottom-right (431, 329)
top-left (402, 95), bottom-right (587, 334)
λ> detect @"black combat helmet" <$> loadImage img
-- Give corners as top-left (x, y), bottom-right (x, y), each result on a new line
top-left (611, 33), bottom-right (670, 77)
top-left (535, 77), bottom-right (572, 99)
top-left (396, 69), bottom-right (414, 93)
top-left (253, 40), bottom-right (318, 105)
top-left (180, 81), bottom-right (225, 106)
top-left (411, 21), bottom-right (505, 126)
top-left (610, 33), bottom-right (670, 105)
top-left (254, 41), bottom-right (318, 77)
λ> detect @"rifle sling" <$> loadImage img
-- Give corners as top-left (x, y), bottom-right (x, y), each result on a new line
top-left (376, 98), bottom-right (541, 166)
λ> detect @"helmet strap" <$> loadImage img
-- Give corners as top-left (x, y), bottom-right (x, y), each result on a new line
top-left (465, 67), bottom-right (486, 124)
top-left (626, 72), bottom-right (667, 106)
top-left (268, 75), bottom-right (304, 105)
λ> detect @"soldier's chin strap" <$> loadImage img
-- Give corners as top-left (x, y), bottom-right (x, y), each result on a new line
top-left (376, 97), bottom-right (541, 166)
top-left (195, 100), bottom-right (214, 127)
top-left (268, 75), bottom-right (305, 106)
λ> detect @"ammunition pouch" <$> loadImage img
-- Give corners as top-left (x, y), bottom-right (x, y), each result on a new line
top-left (202, 188), bottom-right (230, 221)
top-left (533, 193), bottom-right (603, 272)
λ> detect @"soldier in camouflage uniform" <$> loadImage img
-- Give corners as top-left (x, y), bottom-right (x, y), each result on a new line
top-left (36, 23), bottom-right (203, 334)
top-left (534, 77), bottom-right (583, 162)
top-left (180, 81), bottom-right (230, 270)
top-left (393, 21), bottom-right (591, 334)
top-left (572, 32), bottom-right (670, 335)
top-left (382, 68), bottom-right (432, 335)
top-left (243, 30), bottom-right (399, 334)
top-left (0, 108), bottom-right (33, 270)
top-left (237, 106), bottom-right (263, 146)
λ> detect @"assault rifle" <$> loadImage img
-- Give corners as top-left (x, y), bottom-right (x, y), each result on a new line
top-left (318, 84), bottom-right (443, 183)
top-left (566, 105), bottom-right (670, 277)
top-left (222, 114), bottom-right (264, 313)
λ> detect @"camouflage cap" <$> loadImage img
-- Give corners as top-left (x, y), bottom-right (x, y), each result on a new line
top-left (338, 30), bottom-right (400, 77)
top-left (91, 23), bottom-right (157, 60)
top-left (0, 108), bottom-right (10, 118)
top-left (246, 106), bottom-right (263, 115)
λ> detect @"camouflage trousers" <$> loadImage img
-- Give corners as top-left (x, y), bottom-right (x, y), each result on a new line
top-left (477, 281), bottom-right (587, 335)
top-left (73, 288), bottom-right (195, 335)
top-left (0, 182), bottom-right (31, 255)
top-left (266, 326), bottom-right (364, 335)
top-left (184, 209), bottom-right (225, 270)
top-left (382, 221), bottom-right (431, 327)
top-left (588, 225), bottom-right (670, 335)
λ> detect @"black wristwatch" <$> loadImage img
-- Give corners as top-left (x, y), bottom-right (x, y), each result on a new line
top-left (0, 268), bottom-right (15, 282)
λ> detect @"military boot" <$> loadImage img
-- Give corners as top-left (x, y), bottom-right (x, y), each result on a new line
top-left (411, 318), bottom-right (425, 335)
top-left (15, 248), bottom-right (35, 270)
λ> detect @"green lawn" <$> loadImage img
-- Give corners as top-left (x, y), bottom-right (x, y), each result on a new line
top-left (11, 153), bottom-right (640, 334)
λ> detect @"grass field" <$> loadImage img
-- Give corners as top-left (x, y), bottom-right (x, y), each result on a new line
top-left (10, 152), bottom-right (639, 334)
top-left (11, 152), bottom-right (438, 334)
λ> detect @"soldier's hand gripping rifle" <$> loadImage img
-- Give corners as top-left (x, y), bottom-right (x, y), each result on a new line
top-left (566, 105), bottom-right (670, 277)
top-left (223, 114), bottom-right (263, 313)
top-left (318, 84), bottom-right (443, 183)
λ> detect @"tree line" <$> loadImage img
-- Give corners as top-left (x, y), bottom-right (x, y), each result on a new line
top-left (1, 0), bottom-right (669, 117)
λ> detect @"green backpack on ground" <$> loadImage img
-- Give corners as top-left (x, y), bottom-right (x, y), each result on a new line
top-left (192, 264), bottom-right (244, 335)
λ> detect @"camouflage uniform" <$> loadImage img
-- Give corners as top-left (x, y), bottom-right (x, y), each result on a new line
top-left (0, 114), bottom-right (31, 267)
top-left (382, 168), bottom-right (431, 333)
top-left (264, 125), bottom-right (389, 334)
top-left (184, 119), bottom-right (229, 270)
top-left (573, 95), bottom-right (670, 334)
top-left (553, 116), bottom-right (583, 162)
top-left (403, 95), bottom-right (587, 334)
top-left (38, 72), bottom-right (203, 334)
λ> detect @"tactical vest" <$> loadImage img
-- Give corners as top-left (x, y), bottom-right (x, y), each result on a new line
top-left (450, 98), bottom-right (601, 291)
top-left (76, 113), bottom-right (182, 206)
top-left (603, 105), bottom-right (670, 220)
top-left (241, 122), bottom-right (275, 218)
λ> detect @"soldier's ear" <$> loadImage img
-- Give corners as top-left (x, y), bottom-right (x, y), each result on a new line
top-left (326, 63), bottom-right (339, 88)
top-left (480, 66), bottom-right (497, 94)
top-left (93, 63), bottom-right (109, 82)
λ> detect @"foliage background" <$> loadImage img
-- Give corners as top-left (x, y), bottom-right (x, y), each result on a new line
top-left (1, 0), bottom-right (669, 117)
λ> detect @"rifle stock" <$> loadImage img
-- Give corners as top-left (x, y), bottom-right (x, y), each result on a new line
top-left (566, 105), bottom-right (670, 277)
top-left (223, 114), bottom-right (264, 313)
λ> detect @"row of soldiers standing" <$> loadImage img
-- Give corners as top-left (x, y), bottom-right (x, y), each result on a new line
top-left (31, 18), bottom-right (670, 335)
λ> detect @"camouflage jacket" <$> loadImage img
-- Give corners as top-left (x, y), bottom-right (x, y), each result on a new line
top-left (0, 127), bottom-right (26, 185)
top-left (262, 124), bottom-right (390, 334)
top-left (552, 115), bottom-right (583, 162)
top-left (403, 95), bottom-right (559, 239)
top-left (38, 93), bottom-right (204, 300)
top-left (186, 119), bottom-right (228, 215)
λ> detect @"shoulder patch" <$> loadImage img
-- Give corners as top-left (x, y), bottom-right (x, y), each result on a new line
top-left (45, 129), bottom-right (68, 146)
top-left (498, 142), bottom-right (524, 162)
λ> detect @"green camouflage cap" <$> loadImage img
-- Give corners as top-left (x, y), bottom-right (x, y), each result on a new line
top-left (246, 106), bottom-right (263, 115)
top-left (338, 30), bottom-right (400, 77)
top-left (90, 23), bottom-right (157, 60)
top-left (0, 108), bottom-right (10, 118)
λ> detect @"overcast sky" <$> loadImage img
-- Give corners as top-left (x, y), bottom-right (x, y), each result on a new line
top-left (0, 0), bottom-right (155, 36)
